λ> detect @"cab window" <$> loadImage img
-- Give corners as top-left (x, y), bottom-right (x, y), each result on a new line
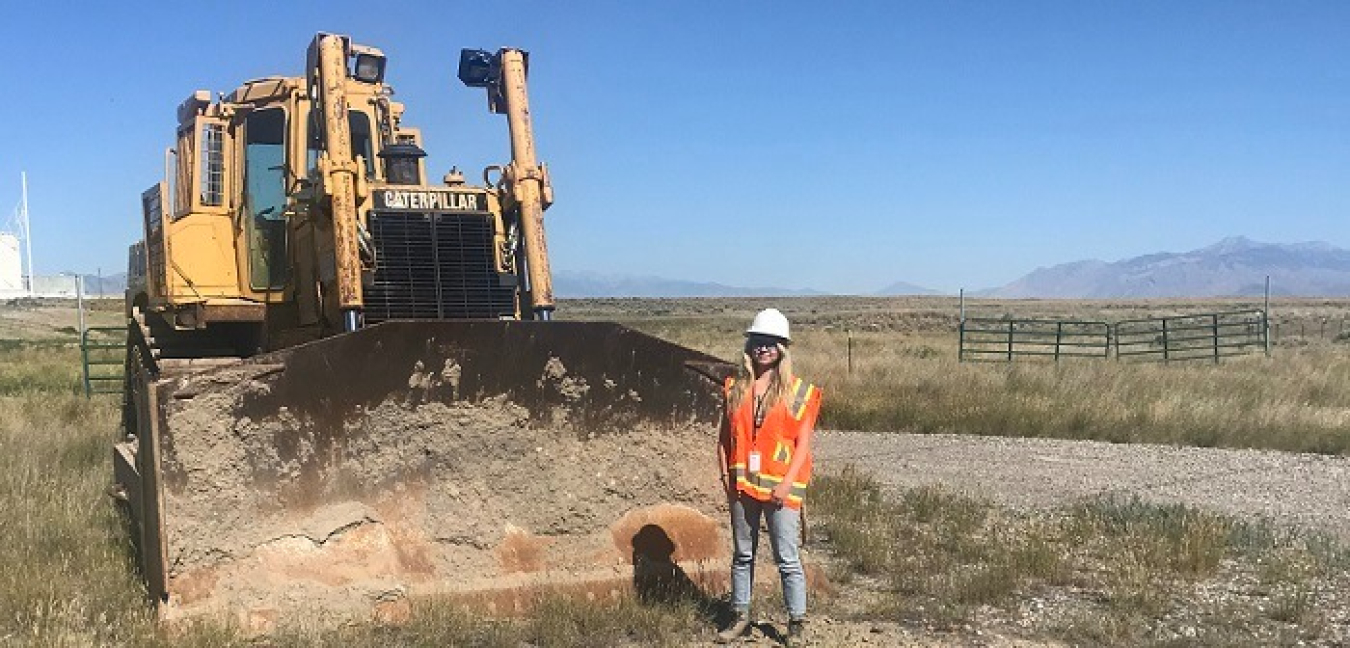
top-left (307, 110), bottom-right (376, 178)
top-left (244, 108), bottom-right (289, 290)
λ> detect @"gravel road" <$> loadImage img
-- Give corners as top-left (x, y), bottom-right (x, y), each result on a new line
top-left (814, 430), bottom-right (1350, 540)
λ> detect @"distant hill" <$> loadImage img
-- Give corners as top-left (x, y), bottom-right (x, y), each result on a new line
top-left (88, 237), bottom-right (1350, 299)
top-left (986, 237), bottom-right (1350, 298)
top-left (874, 281), bottom-right (941, 296)
top-left (554, 272), bottom-right (824, 298)
top-left (81, 272), bottom-right (126, 296)
top-left (56, 271), bottom-right (820, 299)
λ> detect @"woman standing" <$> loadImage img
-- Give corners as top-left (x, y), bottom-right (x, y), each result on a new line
top-left (716, 308), bottom-right (821, 645)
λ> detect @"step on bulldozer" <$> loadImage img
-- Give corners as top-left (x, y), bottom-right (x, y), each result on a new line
top-left (115, 33), bottom-right (733, 630)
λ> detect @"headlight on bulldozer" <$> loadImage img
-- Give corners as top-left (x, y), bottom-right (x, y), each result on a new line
top-left (458, 49), bottom-right (494, 88)
top-left (353, 52), bottom-right (386, 83)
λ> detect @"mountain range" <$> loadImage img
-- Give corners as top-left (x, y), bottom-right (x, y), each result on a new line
top-left (874, 281), bottom-right (942, 296)
top-left (80, 273), bottom-right (126, 297)
top-left (556, 238), bottom-right (1350, 298)
top-left (553, 272), bottom-right (825, 298)
top-left (46, 237), bottom-right (1350, 299)
top-left (983, 237), bottom-right (1350, 298)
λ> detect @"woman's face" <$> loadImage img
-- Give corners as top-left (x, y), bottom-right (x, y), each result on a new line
top-left (746, 335), bottom-right (783, 370)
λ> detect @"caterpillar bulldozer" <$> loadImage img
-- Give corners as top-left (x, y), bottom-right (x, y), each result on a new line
top-left (115, 33), bottom-right (733, 630)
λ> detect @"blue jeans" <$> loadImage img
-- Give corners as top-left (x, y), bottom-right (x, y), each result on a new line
top-left (729, 493), bottom-right (806, 618)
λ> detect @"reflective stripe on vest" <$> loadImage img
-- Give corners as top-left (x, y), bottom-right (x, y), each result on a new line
top-left (789, 378), bottom-right (816, 421)
top-left (731, 463), bottom-right (809, 503)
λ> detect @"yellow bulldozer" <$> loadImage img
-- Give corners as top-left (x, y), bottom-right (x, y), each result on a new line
top-left (115, 33), bottom-right (733, 630)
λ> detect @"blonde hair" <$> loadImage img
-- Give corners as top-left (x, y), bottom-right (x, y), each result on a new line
top-left (728, 342), bottom-right (794, 413)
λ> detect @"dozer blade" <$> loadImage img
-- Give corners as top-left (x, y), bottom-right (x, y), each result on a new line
top-left (115, 321), bottom-right (736, 631)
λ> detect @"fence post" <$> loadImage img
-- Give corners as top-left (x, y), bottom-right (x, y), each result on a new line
top-left (1162, 319), bottom-right (1170, 362)
top-left (847, 329), bottom-right (854, 374)
top-left (1264, 277), bottom-right (1272, 357)
top-left (1212, 313), bottom-right (1220, 364)
top-left (78, 276), bottom-right (91, 397)
top-left (958, 290), bottom-right (966, 363)
top-left (1006, 320), bottom-right (1014, 362)
top-left (957, 321), bottom-right (964, 363)
top-left (81, 329), bottom-right (92, 397)
top-left (77, 275), bottom-right (86, 340)
top-left (1265, 313), bottom-right (1272, 357)
top-left (1054, 322), bottom-right (1063, 362)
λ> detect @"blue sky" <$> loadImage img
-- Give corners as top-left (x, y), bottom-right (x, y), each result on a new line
top-left (0, 1), bottom-right (1346, 293)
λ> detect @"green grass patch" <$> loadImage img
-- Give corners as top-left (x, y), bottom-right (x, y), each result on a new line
top-left (0, 342), bottom-right (86, 395)
top-left (0, 393), bottom-right (155, 646)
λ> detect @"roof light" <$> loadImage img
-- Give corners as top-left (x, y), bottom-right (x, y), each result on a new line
top-left (353, 52), bottom-right (385, 84)
top-left (457, 49), bottom-right (495, 88)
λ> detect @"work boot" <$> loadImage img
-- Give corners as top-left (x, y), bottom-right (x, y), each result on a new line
top-left (715, 610), bottom-right (752, 643)
top-left (785, 616), bottom-right (808, 646)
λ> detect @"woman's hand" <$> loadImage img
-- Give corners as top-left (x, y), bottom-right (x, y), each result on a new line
top-left (770, 482), bottom-right (792, 506)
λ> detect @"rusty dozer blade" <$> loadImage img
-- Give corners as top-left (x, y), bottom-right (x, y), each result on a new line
top-left (114, 321), bottom-right (736, 631)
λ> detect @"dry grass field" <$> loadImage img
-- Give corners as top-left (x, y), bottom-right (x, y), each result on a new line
top-left (572, 295), bottom-right (1350, 454)
top-left (3, 296), bottom-right (1349, 646)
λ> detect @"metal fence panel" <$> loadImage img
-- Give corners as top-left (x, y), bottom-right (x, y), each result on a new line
top-left (959, 318), bottom-right (1111, 362)
top-left (82, 326), bottom-right (125, 396)
top-left (1114, 309), bottom-right (1267, 363)
top-left (959, 310), bottom-right (1268, 363)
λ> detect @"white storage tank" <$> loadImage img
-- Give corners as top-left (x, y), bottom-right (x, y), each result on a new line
top-left (0, 232), bottom-right (23, 297)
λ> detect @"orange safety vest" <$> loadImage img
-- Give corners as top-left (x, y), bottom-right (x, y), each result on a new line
top-left (724, 375), bottom-right (821, 509)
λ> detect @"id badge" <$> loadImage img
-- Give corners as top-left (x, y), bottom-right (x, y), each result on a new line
top-left (747, 451), bottom-right (762, 473)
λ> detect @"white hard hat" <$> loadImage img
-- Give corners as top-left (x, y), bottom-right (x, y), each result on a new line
top-left (746, 308), bottom-right (791, 342)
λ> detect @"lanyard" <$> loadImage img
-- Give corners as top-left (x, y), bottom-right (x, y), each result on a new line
top-left (752, 392), bottom-right (767, 440)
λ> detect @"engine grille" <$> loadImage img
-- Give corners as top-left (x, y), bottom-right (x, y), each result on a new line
top-left (364, 211), bottom-right (517, 321)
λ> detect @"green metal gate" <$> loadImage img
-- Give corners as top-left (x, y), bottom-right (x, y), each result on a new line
top-left (959, 318), bottom-right (1111, 362)
top-left (81, 326), bottom-right (126, 396)
top-left (1115, 309), bottom-right (1268, 363)
top-left (958, 310), bottom-right (1269, 363)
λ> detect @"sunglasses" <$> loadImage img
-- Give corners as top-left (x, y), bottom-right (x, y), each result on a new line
top-left (746, 336), bottom-right (784, 351)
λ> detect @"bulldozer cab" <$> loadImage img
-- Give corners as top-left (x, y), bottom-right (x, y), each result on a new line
top-left (133, 35), bottom-right (537, 343)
